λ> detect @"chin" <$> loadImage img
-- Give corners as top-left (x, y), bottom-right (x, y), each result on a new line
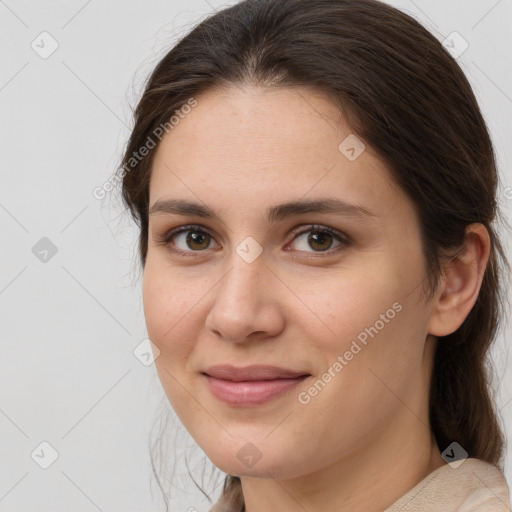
top-left (199, 435), bottom-right (307, 480)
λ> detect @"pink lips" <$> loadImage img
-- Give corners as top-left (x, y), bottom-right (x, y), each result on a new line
top-left (203, 364), bottom-right (310, 406)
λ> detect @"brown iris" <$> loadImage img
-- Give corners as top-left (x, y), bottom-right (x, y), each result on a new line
top-left (307, 231), bottom-right (333, 251)
top-left (186, 231), bottom-right (211, 250)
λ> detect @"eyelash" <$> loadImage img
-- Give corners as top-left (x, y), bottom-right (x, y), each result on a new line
top-left (155, 223), bottom-right (351, 257)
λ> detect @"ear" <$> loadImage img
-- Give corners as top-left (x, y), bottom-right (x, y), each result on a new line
top-left (428, 223), bottom-right (491, 337)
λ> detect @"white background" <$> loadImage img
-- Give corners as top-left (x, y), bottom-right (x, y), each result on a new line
top-left (1, 0), bottom-right (511, 510)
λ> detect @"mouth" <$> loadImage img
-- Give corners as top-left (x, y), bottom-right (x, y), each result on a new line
top-left (202, 365), bottom-right (311, 406)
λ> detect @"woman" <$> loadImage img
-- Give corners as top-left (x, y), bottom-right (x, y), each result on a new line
top-left (119, 0), bottom-right (511, 510)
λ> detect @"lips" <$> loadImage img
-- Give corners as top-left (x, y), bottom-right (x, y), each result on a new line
top-left (203, 365), bottom-right (311, 406)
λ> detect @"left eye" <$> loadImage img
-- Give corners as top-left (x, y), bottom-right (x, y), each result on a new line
top-left (289, 226), bottom-right (346, 253)
top-left (157, 224), bottom-right (349, 255)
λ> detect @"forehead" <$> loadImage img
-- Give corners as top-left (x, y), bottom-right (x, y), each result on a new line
top-left (154, 84), bottom-right (352, 169)
top-left (149, 84), bottom-right (411, 223)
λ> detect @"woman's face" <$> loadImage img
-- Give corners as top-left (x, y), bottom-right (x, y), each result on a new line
top-left (143, 84), bottom-right (438, 479)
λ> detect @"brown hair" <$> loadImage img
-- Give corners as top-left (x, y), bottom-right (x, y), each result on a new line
top-left (119, 0), bottom-right (510, 509)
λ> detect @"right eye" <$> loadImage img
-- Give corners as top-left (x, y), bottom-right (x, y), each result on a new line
top-left (156, 225), bottom-right (220, 255)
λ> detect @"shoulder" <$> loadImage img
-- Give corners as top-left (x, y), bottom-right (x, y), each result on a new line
top-left (385, 458), bottom-right (511, 512)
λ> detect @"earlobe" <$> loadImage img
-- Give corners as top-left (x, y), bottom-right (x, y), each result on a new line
top-left (428, 223), bottom-right (491, 337)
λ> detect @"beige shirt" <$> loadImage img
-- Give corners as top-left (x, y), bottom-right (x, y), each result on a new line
top-left (384, 458), bottom-right (511, 511)
top-left (211, 458), bottom-right (511, 511)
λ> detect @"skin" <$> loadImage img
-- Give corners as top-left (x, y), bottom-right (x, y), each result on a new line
top-left (143, 84), bottom-right (490, 511)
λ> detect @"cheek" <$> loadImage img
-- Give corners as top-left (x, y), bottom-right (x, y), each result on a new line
top-left (142, 261), bottom-right (200, 362)
top-left (142, 263), bottom-right (204, 418)
top-left (294, 288), bottom-right (426, 451)
top-left (309, 265), bottom-right (399, 343)
top-left (307, 253), bottom-right (427, 381)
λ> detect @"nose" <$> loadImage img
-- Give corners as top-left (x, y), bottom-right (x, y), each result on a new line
top-left (204, 246), bottom-right (286, 344)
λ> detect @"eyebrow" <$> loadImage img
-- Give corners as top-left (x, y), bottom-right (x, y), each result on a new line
top-left (148, 197), bottom-right (376, 223)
